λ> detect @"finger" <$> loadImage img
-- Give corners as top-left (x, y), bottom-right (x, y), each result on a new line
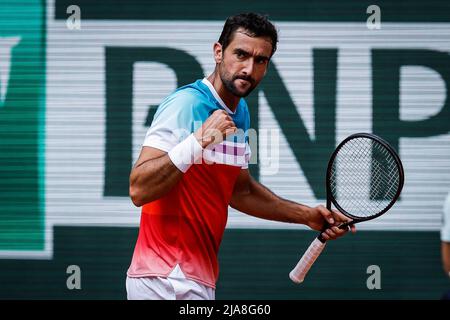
top-left (332, 226), bottom-right (347, 236)
top-left (210, 110), bottom-right (225, 119)
top-left (331, 209), bottom-right (351, 224)
top-left (224, 126), bottom-right (237, 134)
top-left (213, 109), bottom-right (227, 116)
top-left (205, 128), bottom-right (223, 143)
top-left (325, 228), bottom-right (338, 239)
top-left (224, 127), bottom-right (237, 136)
top-left (336, 222), bottom-right (350, 230)
top-left (220, 110), bottom-right (232, 119)
top-left (350, 224), bottom-right (357, 233)
top-left (226, 119), bottom-right (236, 128)
top-left (205, 136), bottom-right (215, 145)
top-left (226, 120), bottom-right (236, 127)
top-left (320, 232), bottom-right (330, 241)
top-left (317, 205), bottom-right (334, 224)
top-left (225, 122), bottom-right (237, 130)
top-left (223, 115), bottom-right (232, 122)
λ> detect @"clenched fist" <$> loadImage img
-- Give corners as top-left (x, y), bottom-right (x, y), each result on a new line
top-left (194, 110), bottom-right (237, 148)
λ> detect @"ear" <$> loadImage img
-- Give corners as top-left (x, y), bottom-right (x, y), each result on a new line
top-left (263, 60), bottom-right (270, 76)
top-left (213, 42), bottom-right (223, 64)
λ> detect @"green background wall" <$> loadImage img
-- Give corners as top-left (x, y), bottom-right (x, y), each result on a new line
top-left (0, 0), bottom-right (449, 299)
top-left (0, 227), bottom-right (447, 299)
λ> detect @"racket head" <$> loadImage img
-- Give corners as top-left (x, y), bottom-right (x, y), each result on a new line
top-left (326, 133), bottom-right (404, 222)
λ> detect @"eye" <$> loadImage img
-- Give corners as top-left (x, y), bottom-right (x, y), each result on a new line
top-left (235, 50), bottom-right (249, 59)
top-left (256, 57), bottom-right (268, 65)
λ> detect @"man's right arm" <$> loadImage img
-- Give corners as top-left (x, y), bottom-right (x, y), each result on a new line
top-left (442, 242), bottom-right (450, 276)
top-left (129, 109), bottom-right (237, 207)
top-left (129, 147), bottom-right (184, 207)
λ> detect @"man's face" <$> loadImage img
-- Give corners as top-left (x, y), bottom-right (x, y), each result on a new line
top-left (216, 28), bottom-right (272, 97)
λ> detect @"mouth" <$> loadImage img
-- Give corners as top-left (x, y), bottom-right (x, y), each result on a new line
top-left (236, 78), bottom-right (251, 86)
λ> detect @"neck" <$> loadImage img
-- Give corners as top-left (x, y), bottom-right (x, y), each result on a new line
top-left (207, 71), bottom-right (240, 112)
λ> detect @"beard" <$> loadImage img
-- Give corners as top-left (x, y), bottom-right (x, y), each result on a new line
top-left (219, 66), bottom-right (257, 97)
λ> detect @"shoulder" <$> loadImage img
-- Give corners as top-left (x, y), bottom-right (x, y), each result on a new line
top-left (239, 98), bottom-right (249, 112)
top-left (155, 84), bottom-right (208, 117)
top-left (239, 99), bottom-right (250, 119)
top-left (164, 86), bottom-right (205, 109)
top-left (238, 99), bottom-right (251, 128)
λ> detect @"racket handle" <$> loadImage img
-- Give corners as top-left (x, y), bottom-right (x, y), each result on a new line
top-left (289, 237), bottom-right (326, 284)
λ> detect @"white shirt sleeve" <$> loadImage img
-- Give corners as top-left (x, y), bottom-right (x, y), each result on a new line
top-left (143, 113), bottom-right (183, 152)
top-left (441, 192), bottom-right (450, 242)
top-left (142, 93), bottom-right (195, 152)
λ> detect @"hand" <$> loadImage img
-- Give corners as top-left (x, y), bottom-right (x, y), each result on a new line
top-left (307, 205), bottom-right (356, 240)
top-left (194, 110), bottom-right (237, 148)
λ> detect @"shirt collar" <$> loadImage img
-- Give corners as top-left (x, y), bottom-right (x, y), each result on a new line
top-left (201, 78), bottom-right (236, 114)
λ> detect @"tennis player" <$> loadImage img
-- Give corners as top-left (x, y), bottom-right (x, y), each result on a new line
top-left (126, 12), bottom-right (356, 300)
top-left (441, 192), bottom-right (450, 299)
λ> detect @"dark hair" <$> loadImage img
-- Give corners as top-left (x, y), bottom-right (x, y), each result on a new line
top-left (218, 13), bottom-right (278, 57)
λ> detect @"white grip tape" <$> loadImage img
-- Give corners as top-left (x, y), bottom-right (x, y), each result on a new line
top-left (289, 238), bottom-right (326, 284)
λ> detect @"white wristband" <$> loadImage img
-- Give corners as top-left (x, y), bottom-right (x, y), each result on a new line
top-left (168, 134), bottom-right (203, 173)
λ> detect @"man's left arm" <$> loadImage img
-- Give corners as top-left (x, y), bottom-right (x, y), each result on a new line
top-left (229, 169), bottom-right (355, 240)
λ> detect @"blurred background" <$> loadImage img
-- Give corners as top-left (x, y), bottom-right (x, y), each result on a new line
top-left (1, 0), bottom-right (449, 299)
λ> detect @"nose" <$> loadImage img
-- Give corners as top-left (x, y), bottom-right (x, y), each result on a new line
top-left (241, 58), bottom-right (254, 76)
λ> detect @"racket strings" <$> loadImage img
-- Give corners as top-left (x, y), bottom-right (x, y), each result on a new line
top-left (371, 156), bottom-right (399, 199)
top-left (332, 140), bottom-right (399, 216)
top-left (370, 157), bottom-right (398, 198)
top-left (329, 137), bottom-right (401, 218)
top-left (332, 145), bottom-right (398, 214)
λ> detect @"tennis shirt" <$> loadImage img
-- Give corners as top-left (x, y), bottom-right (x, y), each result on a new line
top-left (127, 78), bottom-right (251, 288)
top-left (442, 192), bottom-right (450, 242)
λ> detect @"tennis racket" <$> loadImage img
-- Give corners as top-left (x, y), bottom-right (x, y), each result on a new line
top-left (289, 133), bottom-right (404, 284)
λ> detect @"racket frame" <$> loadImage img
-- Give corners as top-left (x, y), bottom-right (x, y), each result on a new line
top-left (290, 132), bottom-right (405, 283)
top-left (325, 132), bottom-right (404, 223)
